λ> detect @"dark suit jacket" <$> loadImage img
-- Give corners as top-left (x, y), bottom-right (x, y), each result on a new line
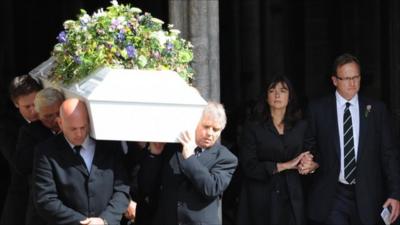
top-left (15, 120), bottom-right (54, 175)
top-left (139, 143), bottom-right (238, 225)
top-left (237, 120), bottom-right (308, 225)
top-left (0, 112), bottom-right (25, 166)
top-left (15, 120), bottom-right (55, 225)
top-left (0, 113), bottom-right (29, 225)
top-left (122, 142), bottom-right (153, 225)
top-left (305, 95), bottom-right (400, 224)
top-left (33, 134), bottom-right (130, 225)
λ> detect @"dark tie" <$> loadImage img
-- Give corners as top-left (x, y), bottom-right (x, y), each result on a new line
top-left (343, 102), bottom-right (356, 184)
top-left (73, 145), bottom-right (85, 166)
top-left (194, 147), bottom-right (202, 157)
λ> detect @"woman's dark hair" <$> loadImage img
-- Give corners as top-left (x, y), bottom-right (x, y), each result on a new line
top-left (249, 75), bottom-right (301, 129)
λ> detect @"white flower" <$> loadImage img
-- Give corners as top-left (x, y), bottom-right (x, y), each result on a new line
top-left (93, 8), bottom-right (105, 19)
top-left (365, 105), bottom-right (372, 118)
top-left (170, 29), bottom-right (181, 35)
top-left (130, 7), bottom-right (142, 14)
top-left (63, 20), bottom-right (75, 30)
top-left (80, 14), bottom-right (91, 24)
top-left (111, 0), bottom-right (118, 6)
top-left (150, 31), bottom-right (168, 45)
top-left (151, 18), bottom-right (164, 25)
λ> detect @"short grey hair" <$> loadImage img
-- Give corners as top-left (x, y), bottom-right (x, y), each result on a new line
top-left (202, 101), bottom-right (227, 129)
top-left (34, 87), bottom-right (65, 113)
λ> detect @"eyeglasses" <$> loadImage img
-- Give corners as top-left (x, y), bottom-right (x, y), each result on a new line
top-left (335, 75), bottom-right (360, 82)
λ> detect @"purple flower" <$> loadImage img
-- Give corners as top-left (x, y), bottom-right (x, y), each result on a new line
top-left (57, 31), bottom-right (67, 43)
top-left (165, 42), bottom-right (173, 52)
top-left (73, 56), bottom-right (82, 64)
top-left (117, 31), bottom-right (125, 42)
top-left (110, 17), bottom-right (125, 31)
top-left (111, 19), bottom-right (120, 30)
top-left (126, 45), bottom-right (136, 58)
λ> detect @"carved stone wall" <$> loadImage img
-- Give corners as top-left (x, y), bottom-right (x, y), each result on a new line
top-left (169, 0), bottom-right (221, 101)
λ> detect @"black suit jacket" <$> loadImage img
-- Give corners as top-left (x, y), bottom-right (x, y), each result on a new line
top-left (15, 120), bottom-right (54, 176)
top-left (15, 120), bottom-right (55, 225)
top-left (122, 142), bottom-right (153, 225)
top-left (139, 143), bottom-right (238, 225)
top-left (0, 113), bottom-right (29, 225)
top-left (237, 120), bottom-right (307, 225)
top-left (33, 134), bottom-right (130, 225)
top-left (305, 95), bottom-right (400, 223)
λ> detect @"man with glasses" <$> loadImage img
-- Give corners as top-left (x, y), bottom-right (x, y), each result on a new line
top-left (302, 53), bottom-right (400, 224)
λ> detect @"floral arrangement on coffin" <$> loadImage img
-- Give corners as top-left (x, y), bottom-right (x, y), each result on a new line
top-left (51, 0), bottom-right (194, 85)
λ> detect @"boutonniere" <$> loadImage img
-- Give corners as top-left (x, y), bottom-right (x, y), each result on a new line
top-left (364, 105), bottom-right (372, 118)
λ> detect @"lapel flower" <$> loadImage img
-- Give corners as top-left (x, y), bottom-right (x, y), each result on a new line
top-left (364, 105), bottom-right (372, 118)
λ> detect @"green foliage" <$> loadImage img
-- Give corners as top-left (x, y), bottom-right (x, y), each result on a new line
top-left (51, 0), bottom-right (194, 85)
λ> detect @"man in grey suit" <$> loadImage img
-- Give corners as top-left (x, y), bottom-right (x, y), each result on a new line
top-left (33, 98), bottom-right (130, 225)
top-left (138, 102), bottom-right (238, 225)
top-left (303, 53), bottom-right (400, 225)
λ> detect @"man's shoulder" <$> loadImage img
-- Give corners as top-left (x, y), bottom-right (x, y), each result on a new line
top-left (309, 95), bottom-right (334, 107)
top-left (35, 134), bottom-right (65, 154)
top-left (24, 120), bottom-right (49, 133)
top-left (359, 95), bottom-right (386, 108)
top-left (95, 140), bottom-right (120, 147)
top-left (94, 140), bottom-right (124, 156)
top-left (306, 95), bottom-right (336, 115)
top-left (212, 144), bottom-right (238, 164)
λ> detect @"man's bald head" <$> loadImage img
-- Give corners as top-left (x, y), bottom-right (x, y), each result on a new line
top-left (58, 98), bottom-right (90, 145)
top-left (60, 98), bottom-right (88, 120)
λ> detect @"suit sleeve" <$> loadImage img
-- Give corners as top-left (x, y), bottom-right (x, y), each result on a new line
top-left (304, 101), bottom-right (320, 164)
top-left (33, 145), bottom-right (86, 225)
top-left (15, 125), bottom-right (36, 175)
top-left (0, 116), bottom-right (19, 166)
top-left (239, 123), bottom-right (279, 180)
top-left (378, 103), bottom-right (400, 200)
top-left (179, 147), bottom-right (238, 199)
top-left (99, 146), bottom-right (130, 225)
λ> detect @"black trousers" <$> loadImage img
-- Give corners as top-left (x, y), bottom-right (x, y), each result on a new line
top-left (325, 182), bottom-right (362, 225)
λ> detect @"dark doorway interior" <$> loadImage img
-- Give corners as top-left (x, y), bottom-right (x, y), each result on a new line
top-left (219, 0), bottom-right (400, 147)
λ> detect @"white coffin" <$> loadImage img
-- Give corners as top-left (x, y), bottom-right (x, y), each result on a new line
top-left (30, 58), bottom-right (207, 142)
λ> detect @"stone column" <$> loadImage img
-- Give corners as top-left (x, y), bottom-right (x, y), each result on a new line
top-left (169, 0), bottom-right (220, 101)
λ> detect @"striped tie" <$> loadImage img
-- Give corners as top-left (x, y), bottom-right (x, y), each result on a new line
top-left (343, 102), bottom-right (356, 184)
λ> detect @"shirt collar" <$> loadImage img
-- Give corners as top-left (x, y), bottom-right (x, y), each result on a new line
top-left (335, 91), bottom-right (358, 108)
top-left (66, 135), bottom-right (94, 151)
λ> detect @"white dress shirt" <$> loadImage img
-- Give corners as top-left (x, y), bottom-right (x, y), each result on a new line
top-left (336, 91), bottom-right (360, 184)
top-left (67, 136), bottom-right (96, 172)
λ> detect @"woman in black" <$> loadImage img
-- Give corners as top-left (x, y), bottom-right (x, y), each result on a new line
top-left (237, 75), bottom-right (316, 225)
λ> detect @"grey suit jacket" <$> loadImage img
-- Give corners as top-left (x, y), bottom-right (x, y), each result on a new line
top-left (139, 143), bottom-right (238, 225)
top-left (32, 134), bottom-right (130, 225)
